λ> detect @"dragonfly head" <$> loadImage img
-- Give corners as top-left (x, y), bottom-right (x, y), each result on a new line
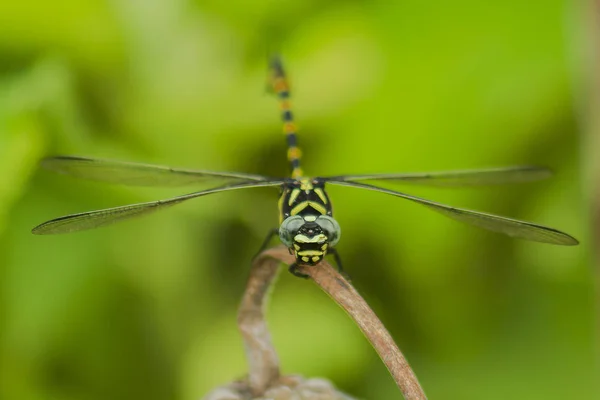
top-left (279, 215), bottom-right (341, 265)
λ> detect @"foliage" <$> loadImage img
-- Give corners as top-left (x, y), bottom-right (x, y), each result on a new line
top-left (0, 1), bottom-right (594, 399)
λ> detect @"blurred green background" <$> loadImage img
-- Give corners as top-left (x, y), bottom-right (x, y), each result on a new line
top-left (0, 1), bottom-right (595, 399)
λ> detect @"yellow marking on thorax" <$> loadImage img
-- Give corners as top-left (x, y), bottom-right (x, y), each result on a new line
top-left (288, 189), bottom-right (301, 206)
top-left (308, 201), bottom-right (328, 214)
top-left (314, 188), bottom-right (327, 204)
top-left (290, 201), bottom-right (327, 216)
top-left (290, 202), bottom-right (308, 215)
top-left (299, 178), bottom-right (313, 191)
top-left (278, 190), bottom-right (287, 224)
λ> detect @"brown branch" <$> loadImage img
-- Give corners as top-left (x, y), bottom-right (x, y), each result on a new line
top-left (237, 248), bottom-right (284, 395)
top-left (295, 256), bottom-right (427, 400)
top-left (237, 245), bottom-right (427, 399)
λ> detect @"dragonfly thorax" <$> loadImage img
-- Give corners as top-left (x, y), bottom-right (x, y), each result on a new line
top-left (279, 214), bottom-right (341, 266)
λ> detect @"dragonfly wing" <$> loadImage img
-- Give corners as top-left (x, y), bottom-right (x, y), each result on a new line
top-left (327, 180), bottom-right (578, 245)
top-left (32, 180), bottom-right (284, 234)
top-left (325, 166), bottom-right (552, 186)
top-left (42, 156), bottom-right (272, 186)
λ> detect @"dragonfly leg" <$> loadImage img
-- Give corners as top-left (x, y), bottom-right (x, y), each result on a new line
top-left (254, 227), bottom-right (279, 259)
top-left (289, 263), bottom-right (309, 279)
top-left (328, 248), bottom-right (351, 281)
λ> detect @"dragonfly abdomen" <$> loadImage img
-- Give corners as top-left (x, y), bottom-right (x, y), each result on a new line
top-left (270, 56), bottom-right (303, 179)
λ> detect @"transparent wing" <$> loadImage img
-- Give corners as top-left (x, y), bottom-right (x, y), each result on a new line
top-left (41, 156), bottom-right (273, 186)
top-left (325, 166), bottom-right (552, 186)
top-left (32, 180), bottom-right (284, 234)
top-left (327, 180), bottom-right (578, 245)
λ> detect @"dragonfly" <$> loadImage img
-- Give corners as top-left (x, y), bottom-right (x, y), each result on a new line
top-left (32, 56), bottom-right (579, 278)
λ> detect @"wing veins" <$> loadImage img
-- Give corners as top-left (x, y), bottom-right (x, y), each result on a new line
top-left (41, 156), bottom-right (273, 186)
top-left (32, 180), bottom-right (284, 234)
top-left (327, 180), bottom-right (578, 245)
top-left (324, 166), bottom-right (552, 186)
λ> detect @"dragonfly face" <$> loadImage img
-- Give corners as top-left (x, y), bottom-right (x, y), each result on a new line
top-left (278, 215), bottom-right (341, 265)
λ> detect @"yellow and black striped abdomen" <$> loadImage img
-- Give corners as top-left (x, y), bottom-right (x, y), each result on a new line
top-left (278, 178), bottom-right (333, 224)
top-left (270, 56), bottom-right (303, 179)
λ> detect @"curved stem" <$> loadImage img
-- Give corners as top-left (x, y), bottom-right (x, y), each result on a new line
top-left (237, 248), bottom-right (283, 395)
top-left (295, 259), bottom-right (427, 400)
top-left (238, 246), bottom-right (427, 399)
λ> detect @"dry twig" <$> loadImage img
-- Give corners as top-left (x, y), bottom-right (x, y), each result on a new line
top-left (210, 245), bottom-right (426, 399)
top-left (294, 254), bottom-right (427, 399)
top-left (237, 248), bottom-right (283, 394)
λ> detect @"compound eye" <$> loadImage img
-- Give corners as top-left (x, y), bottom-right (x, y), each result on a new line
top-left (315, 215), bottom-right (341, 246)
top-left (279, 216), bottom-right (305, 247)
